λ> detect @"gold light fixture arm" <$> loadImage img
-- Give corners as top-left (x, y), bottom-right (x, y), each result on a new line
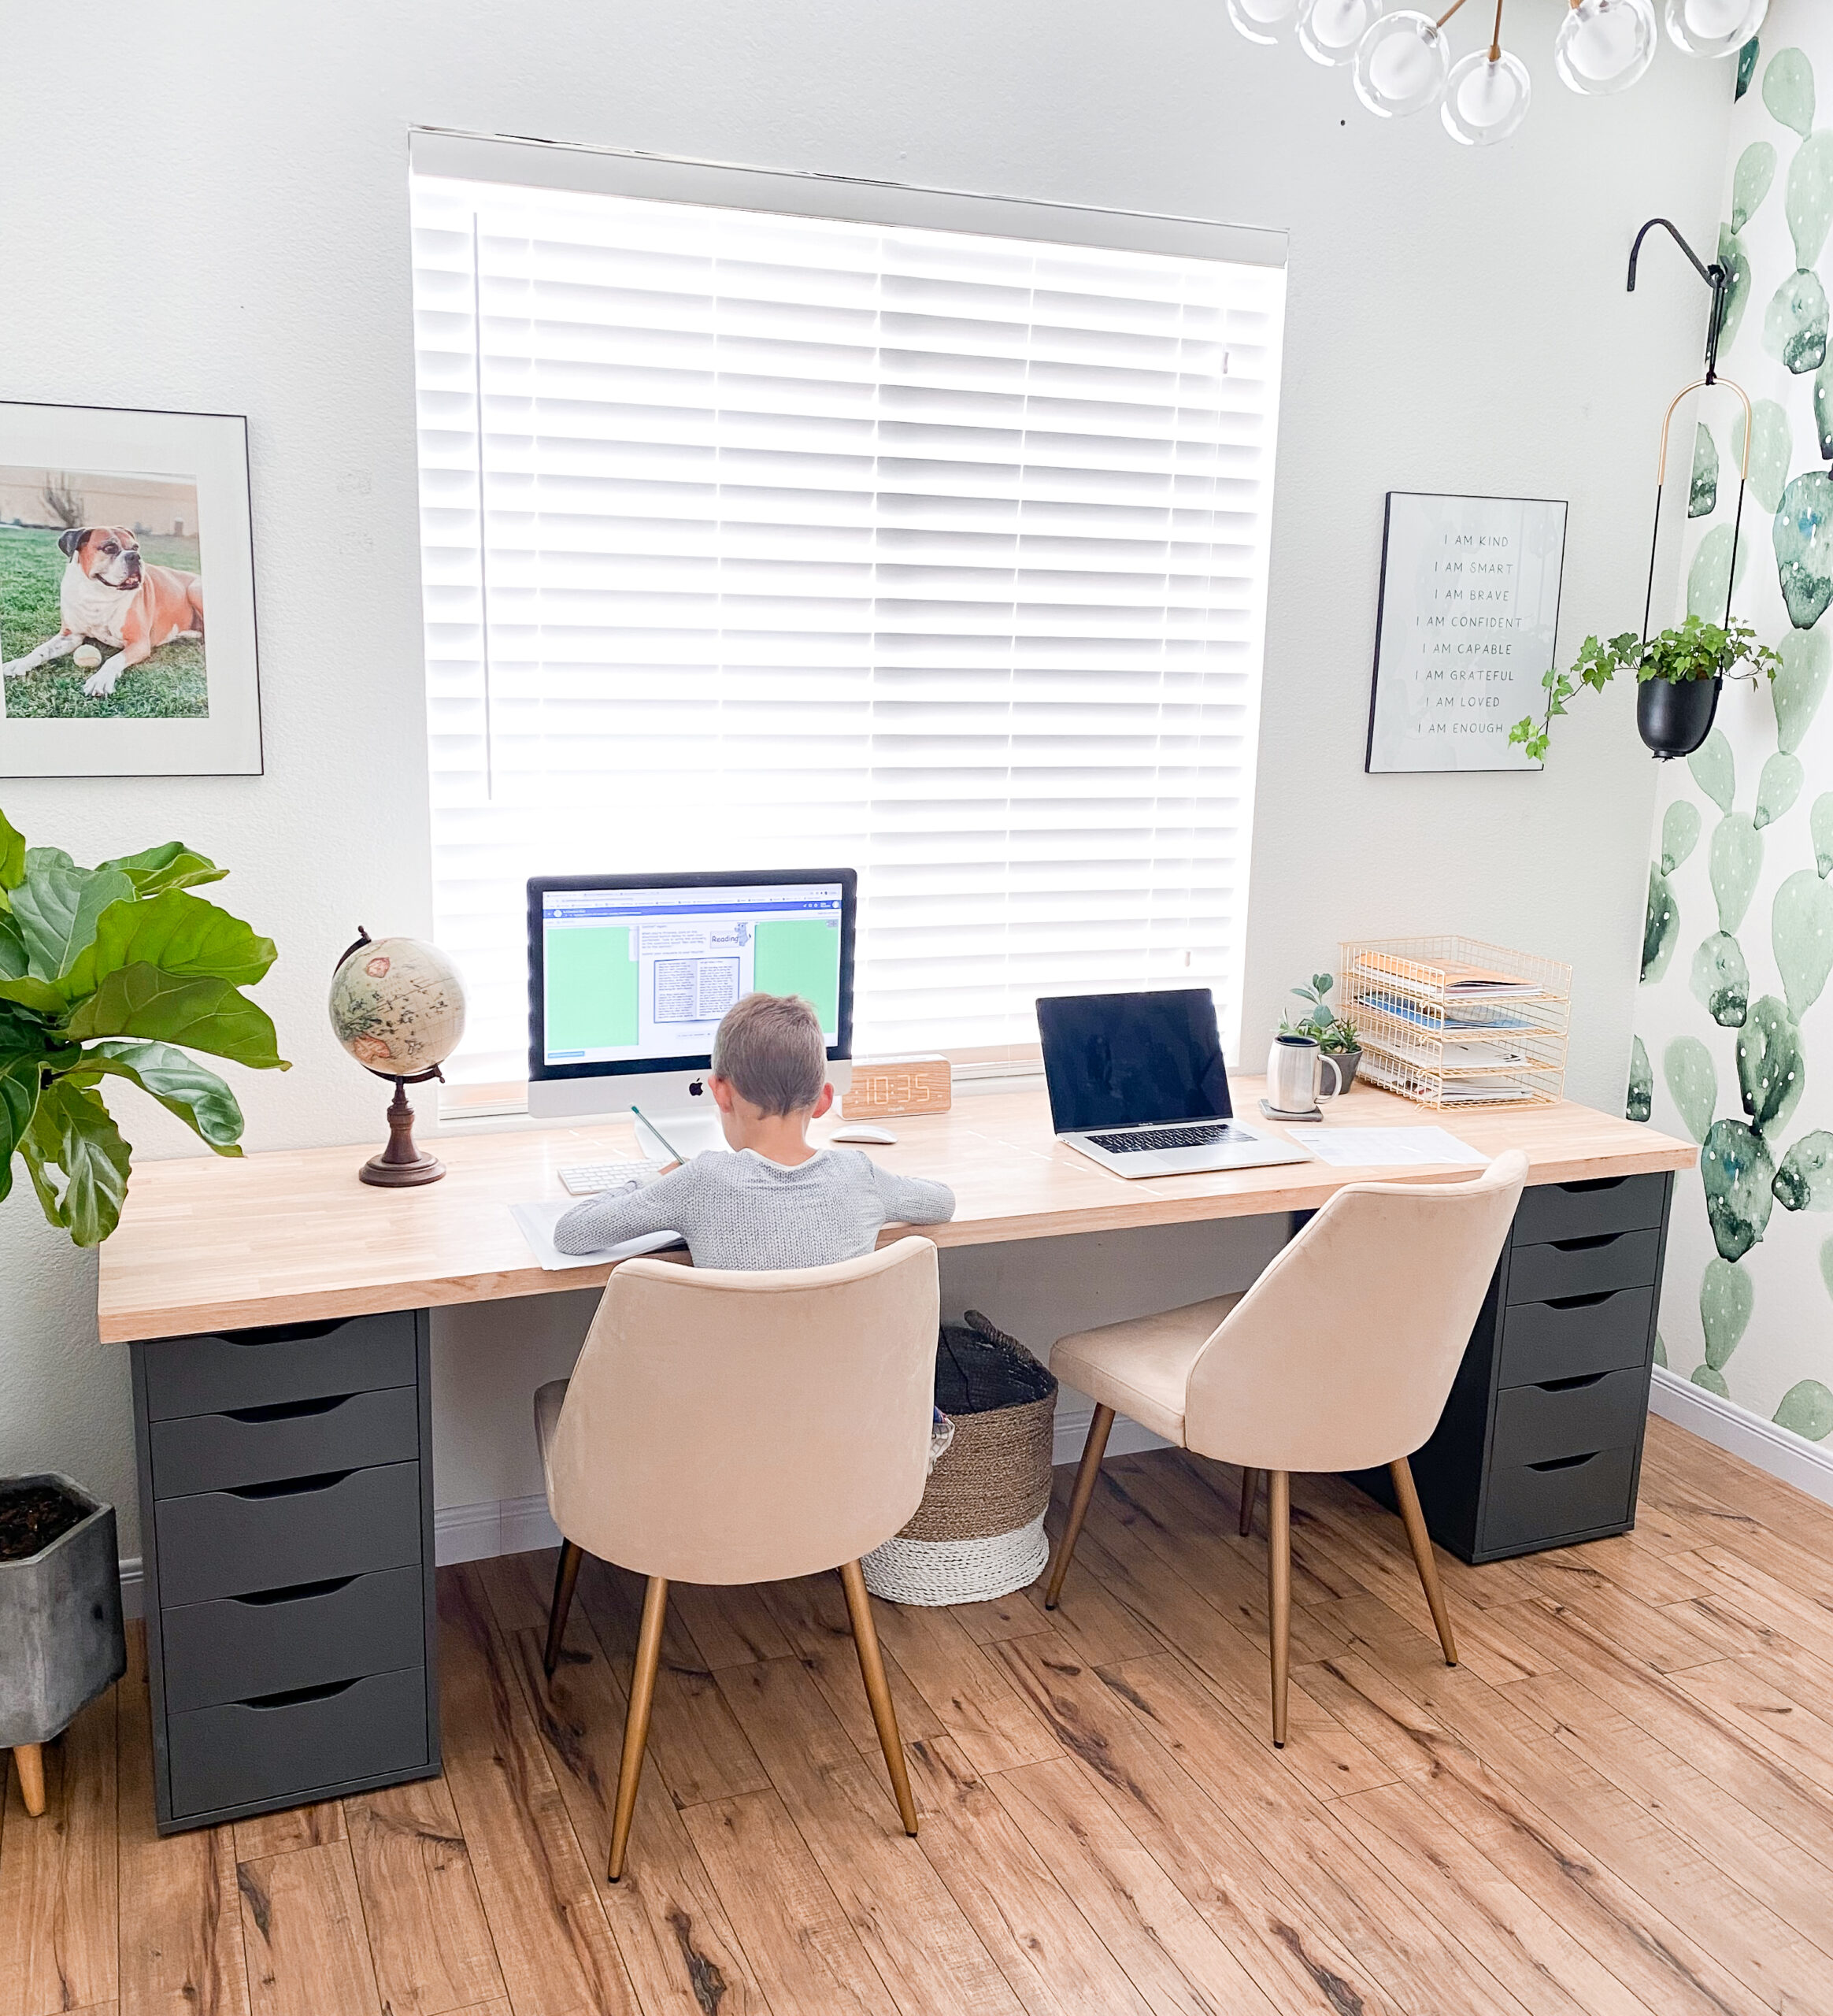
top-left (1490, 0), bottom-right (1505, 61)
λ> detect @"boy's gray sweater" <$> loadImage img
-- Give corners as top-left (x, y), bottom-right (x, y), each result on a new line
top-left (552, 1146), bottom-right (956, 1268)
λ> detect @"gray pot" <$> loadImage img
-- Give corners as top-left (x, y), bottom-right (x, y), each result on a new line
top-left (1323, 1047), bottom-right (1361, 1095)
top-left (0, 1473), bottom-right (127, 1748)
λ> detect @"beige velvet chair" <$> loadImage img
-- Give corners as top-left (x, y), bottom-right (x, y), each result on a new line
top-left (1043, 1151), bottom-right (1528, 1746)
top-left (534, 1236), bottom-right (939, 1879)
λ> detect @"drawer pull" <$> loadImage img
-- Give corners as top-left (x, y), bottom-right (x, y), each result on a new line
top-left (1528, 1451), bottom-right (1600, 1473)
top-left (231, 1575), bottom-right (358, 1606)
top-left (224, 1469), bottom-right (354, 1500)
top-left (1550, 1233), bottom-right (1623, 1253)
top-left (224, 1393), bottom-right (355, 1425)
top-left (1537, 1372), bottom-right (1607, 1393)
top-left (1545, 1290), bottom-right (1616, 1310)
top-left (241, 1677), bottom-right (361, 1710)
top-left (1557, 1177), bottom-right (1627, 1195)
top-left (219, 1318), bottom-right (350, 1347)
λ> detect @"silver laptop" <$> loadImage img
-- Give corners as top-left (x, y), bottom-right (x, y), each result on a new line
top-left (1036, 989), bottom-right (1311, 1179)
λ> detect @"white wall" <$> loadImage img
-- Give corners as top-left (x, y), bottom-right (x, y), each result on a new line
top-left (0, 0), bottom-right (1731, 1553)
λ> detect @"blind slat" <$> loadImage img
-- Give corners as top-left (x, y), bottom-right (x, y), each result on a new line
top-left (412, 171), bottom-right (1283, 1084)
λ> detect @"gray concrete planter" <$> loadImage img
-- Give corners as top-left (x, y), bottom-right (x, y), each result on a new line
top-left (1, 1474), bottom-right (127, 1799)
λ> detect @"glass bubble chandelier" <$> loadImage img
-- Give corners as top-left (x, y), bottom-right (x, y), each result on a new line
top-left (1246, 0), bottom-right (1768, 146)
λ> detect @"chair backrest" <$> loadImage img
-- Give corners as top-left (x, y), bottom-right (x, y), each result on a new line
top-left (1183, 1151), bottom-right (1528, 1474)
top-left (546, 1236), bottom-right (939, 1584)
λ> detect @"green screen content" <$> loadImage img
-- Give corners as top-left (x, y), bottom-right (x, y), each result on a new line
top-left (545, 926), bottom-right (639, 1051)
top-left (754, 917), bottom-right (842, 1032)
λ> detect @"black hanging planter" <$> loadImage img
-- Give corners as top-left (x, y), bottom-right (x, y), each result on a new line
top-left (1637, 675), bottom-right (1721, 759)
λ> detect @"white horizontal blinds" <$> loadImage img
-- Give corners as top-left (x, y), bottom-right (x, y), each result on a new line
top-left (410, 165), bottom-right (1285, 1088)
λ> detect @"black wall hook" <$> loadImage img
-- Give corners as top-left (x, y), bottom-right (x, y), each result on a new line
top-left (1627, 217), bottom-right (1729, 384)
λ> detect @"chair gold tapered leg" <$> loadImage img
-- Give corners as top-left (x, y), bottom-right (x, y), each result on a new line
top-left (1239, 1467), bottom-right (1260, 1538)
top-left (1268, 1471), bottom-right (1291, 1747)
top-left (1390, 1458), bottom-right (1457, 1667)
top-left (543, 1540), bottom-right (584, 1677)
top-left (1045, 1403), bottom-right (1115, 1609)
top-left (839, 1560), bottom-right (918, 1836)
top-left (607, 1575), bottom-right (668, 1881)
top-left (12, 1744), bottom-right (45, 1818)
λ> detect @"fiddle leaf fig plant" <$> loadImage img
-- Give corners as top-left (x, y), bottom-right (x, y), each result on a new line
top-left (1509, 614), bottom-right (1783, 764)
top-left (0, 806), bottom-right (289, 1247)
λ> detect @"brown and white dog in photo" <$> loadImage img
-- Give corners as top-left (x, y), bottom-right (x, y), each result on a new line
top-left (2, 526), bottom-right (204, 699)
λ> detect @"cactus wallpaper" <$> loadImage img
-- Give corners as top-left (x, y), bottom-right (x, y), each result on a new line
top-left (1635, 16), bottom-right (1833, 1451)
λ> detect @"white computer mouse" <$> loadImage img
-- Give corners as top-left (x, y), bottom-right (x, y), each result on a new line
top-left (830, 1123), bottom-right (898, 1145)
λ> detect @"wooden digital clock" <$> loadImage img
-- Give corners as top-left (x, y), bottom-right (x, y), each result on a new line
top-left (842, 1055), bottom-right (953, 1119)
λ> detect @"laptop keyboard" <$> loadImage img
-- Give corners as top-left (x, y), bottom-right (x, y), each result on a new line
top-left (1087, 1123), bottom-right (1241, 1153)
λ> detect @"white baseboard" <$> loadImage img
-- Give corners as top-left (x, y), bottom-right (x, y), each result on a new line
top-left (1053, 1402), bottom-right (1171, 1466)
top-left (435, 1492), bottom-right (562, 1564)
top-left (117, 1422), bottom-right (1168, 1611)
top-left (110, 1385), bottom-right (1824, 1613)
top-left (1648, 1365), bottom-right (1833, 1509)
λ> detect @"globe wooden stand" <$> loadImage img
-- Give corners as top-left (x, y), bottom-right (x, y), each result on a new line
top-left (361, 1076), bottom-right (445, 1188)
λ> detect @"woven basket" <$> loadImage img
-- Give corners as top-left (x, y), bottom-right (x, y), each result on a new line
top-left (861, 1310), bottom-right (1057, 1605)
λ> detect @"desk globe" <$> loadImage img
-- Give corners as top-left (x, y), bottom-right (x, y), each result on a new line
top-left (328, 928), bottom-right (467, 1186)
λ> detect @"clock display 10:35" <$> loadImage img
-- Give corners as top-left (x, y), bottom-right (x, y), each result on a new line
top-left (840, 1056), bottom-right (952, 1120)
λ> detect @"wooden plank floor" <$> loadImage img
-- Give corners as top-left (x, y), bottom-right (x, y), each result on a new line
top-left (6, 1414), bottom-right (1833, 2016)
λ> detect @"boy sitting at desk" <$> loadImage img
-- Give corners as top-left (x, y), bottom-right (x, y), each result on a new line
top-left (553, 991), bottom-right (956, 1264)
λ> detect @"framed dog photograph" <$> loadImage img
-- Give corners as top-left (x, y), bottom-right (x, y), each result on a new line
top-left (0, 401), bottom-right (261, 776)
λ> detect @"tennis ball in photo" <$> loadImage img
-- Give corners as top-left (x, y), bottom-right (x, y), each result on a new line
top-left (72, 645), bottom-right (103, 671)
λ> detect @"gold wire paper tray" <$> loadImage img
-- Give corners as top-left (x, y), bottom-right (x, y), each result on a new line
top-left (1341, 935), bottom-right (1572, 1111)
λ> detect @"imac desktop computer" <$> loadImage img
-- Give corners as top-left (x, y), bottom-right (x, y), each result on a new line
top-left (527, 868), bottom-right (856, 1155)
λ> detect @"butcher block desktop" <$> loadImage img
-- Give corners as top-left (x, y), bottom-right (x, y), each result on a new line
top-left (98, 1079), bottom-right (1693, 1830)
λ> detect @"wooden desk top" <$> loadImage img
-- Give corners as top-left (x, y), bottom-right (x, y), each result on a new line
top-left (96, 1079), bottom-right (1694, 1342)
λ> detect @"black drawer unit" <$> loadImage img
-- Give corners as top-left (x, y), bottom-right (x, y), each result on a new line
top-left (167, 1666), bottom-right (429, 1819)
top-left (150, 1385), bottom-right (419, 1499)
top-left (1352, 1171), bottom-right (1672, 1562)
top-left (130, 1310), bottom-right (439, 1833)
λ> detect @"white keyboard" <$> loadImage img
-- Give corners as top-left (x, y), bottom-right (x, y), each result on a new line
top-left (557, 1158), bottom-right (668, 1196)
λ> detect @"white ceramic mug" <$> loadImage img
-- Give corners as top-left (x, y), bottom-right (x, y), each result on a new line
top-left (1267, 1033), bottom-right (1342, 1115)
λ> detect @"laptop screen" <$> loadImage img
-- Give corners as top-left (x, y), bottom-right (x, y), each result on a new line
top-left (1035, 990), bottom-right (1233, 1133)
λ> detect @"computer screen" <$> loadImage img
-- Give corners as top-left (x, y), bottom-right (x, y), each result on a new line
top-left (1035, 989), bottom-right (1232, 1132)
top-left (528, 869), bottom-right (855, 1081)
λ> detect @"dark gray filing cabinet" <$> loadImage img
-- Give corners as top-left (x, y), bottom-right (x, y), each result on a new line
top-left (1351, 1171), bottom-right (1673, 1563)
top-left (129, 1309), bottom-right (439, 1833)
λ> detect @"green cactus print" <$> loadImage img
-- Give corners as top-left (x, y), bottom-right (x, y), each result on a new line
top-left (1638, 35), bottom-right (1833, 1447)
top-left (1764, 46), bottom-right (1815, 136)
top-left (1691, 931), bottom-right (1750, 1027)
top-left (1737, 397), bottom-right (1792, 513)
top-left (1734, 140), bottom-right (1776, 232)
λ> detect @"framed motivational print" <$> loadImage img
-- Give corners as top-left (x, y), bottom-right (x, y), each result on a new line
top-left (1365, 491), bottom-right (1568, 774)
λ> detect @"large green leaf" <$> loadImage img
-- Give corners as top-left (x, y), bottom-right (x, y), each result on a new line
top-left (29, 1079), bottom-right (131, 1246)
top-left (72, 1040), bottom-right (244, 1152)
top-left (0, 809), bottom-right (24, 894)
top-left (96, 841), bottom-right (228, 895)
top-left (0, 1053), bottom-right (40, 1206)
top-left (9, 854), bottom-right (135, 980)
top-left (63, 963), bottom-right (289, 1069)
top-left (58, 889), bottom-right (276, 1001)
top-left (1, 905), bottom-right (68, 1010)
top-left (0, 973), bottom-right (67, 1015)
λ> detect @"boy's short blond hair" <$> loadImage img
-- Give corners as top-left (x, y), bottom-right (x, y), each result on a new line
top-left (711, 993), bottom-right (828, 1116)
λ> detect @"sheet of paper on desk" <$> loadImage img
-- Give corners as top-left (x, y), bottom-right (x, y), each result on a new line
top-left (1298, 1128), bottom-right (1487, 1169)
top-left (509, 1199), bottom-right (686, 1271)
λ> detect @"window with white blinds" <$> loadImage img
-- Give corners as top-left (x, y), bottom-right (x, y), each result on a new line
top-left (409, 140), bottom-right (1287, 1090)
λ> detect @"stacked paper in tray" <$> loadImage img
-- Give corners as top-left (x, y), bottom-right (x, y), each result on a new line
top-left (1340, 936), bottom-right (1571, 1112)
